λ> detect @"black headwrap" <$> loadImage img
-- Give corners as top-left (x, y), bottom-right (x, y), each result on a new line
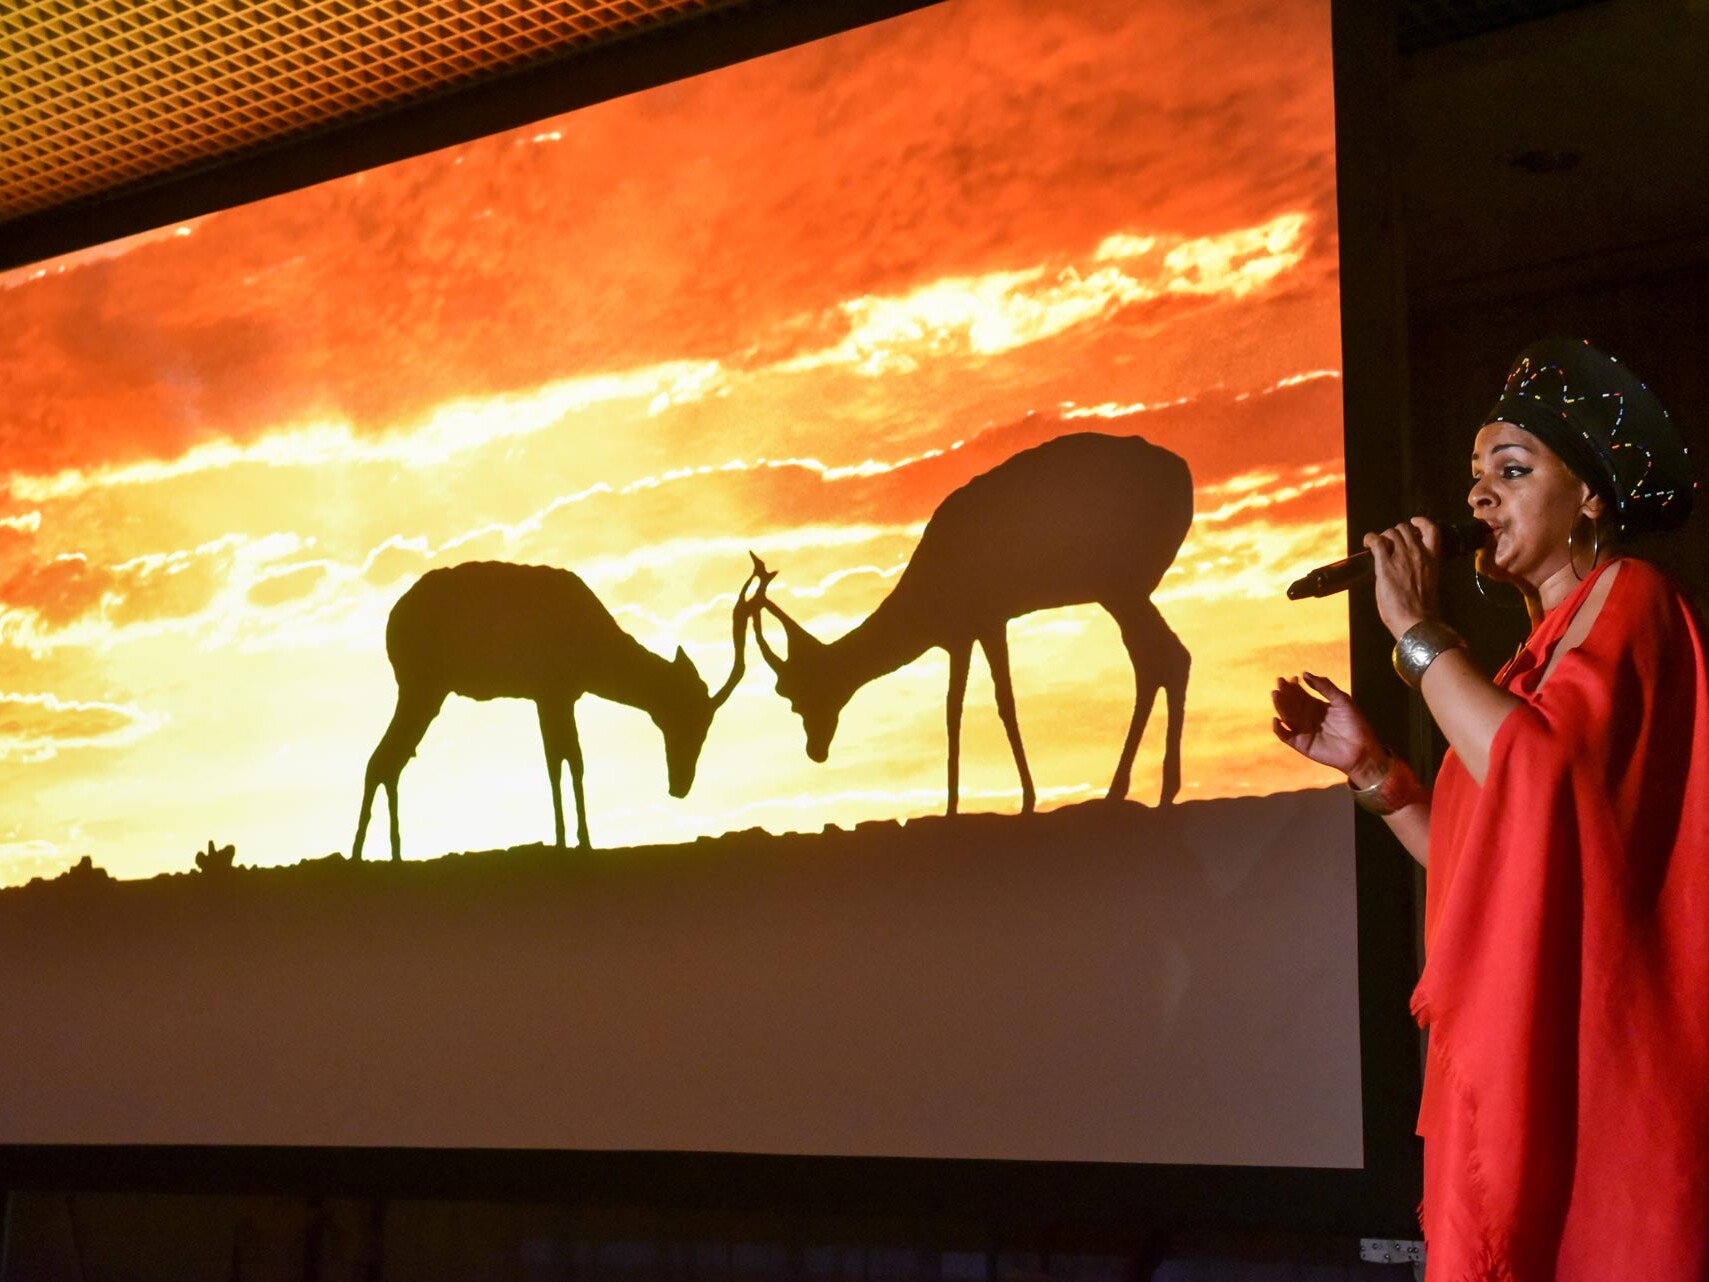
top-left (1482, 338), bottom-right (1696, 535)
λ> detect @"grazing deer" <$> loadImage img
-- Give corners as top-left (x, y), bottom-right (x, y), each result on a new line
top-left (750, 432), bottom-right (1193, 813)
top-left (351, 559), bottom-right (766, 859)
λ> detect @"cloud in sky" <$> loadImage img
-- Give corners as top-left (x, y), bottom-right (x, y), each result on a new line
top-left (0, 555), bottom-right (109, 629)
top-left (4, 212), bottom-right (1314, 507)
top-left (777, 214), bottom-right (1309, 378)
top-left (0, 534), bottom-right (303, 651)
top-left (0, 0), bottom-right (1333, 482)
top-left (0, 372), bottom-right (1340, 646)
top-left (0, 691), bottom-right (164, 762)
top-left (6, 361), bottom-right (722, 504)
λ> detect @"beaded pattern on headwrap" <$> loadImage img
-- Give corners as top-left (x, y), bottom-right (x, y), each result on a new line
top-left (1484, 339), bottom-right (1696, 536)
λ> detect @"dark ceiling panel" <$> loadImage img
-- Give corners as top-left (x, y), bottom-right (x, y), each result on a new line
top-left (0, 0), bottom-right (737, 225)
top-left (1396, 0), bottom-right (1609, 54)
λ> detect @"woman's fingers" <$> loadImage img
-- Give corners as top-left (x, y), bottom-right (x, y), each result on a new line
top-left (1409, 515), bottom-right (1443, 557)
top-left (1364, 521), bottom-right (1434, 553)
top-left (1272, 677), bottom-right (1326, 733)
top-left (1362, 518), bottom-right (1443, 639)
top-left (1365, 518), bottom-right (1441, 561)
top-left (1299, 670), bottom-right (1344, 700)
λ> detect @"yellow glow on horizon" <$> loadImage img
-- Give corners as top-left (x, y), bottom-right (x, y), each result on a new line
top-left (1164, 214), bottom-right (1308, 298)
top-left (1196, 471), bottom-right (1344, 524)
top-left (8, 361), bottom-right (727, 504)
top-left (772, 213), bottom-right (1309, 377)
top-left (1065, 368), bottom-right (1340, 421)
top-left (2, 217), bottom-right (1310, 515)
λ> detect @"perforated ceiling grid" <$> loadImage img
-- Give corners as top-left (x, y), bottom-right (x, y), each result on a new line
top-left (2, 0), bottom-right (1614, 235)
top-left (0, 0), bottom-right (733, 225)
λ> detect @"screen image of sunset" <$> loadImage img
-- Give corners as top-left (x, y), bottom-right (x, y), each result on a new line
top-left (0, 0), bottom-right (1346, 887)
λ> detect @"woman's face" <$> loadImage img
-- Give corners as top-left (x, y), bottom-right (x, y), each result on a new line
top-left (1468, 421), bottom-right (1604, 593)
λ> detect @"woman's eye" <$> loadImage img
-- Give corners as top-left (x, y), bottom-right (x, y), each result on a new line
top-left (1468, 465), bottom-right (1530, 490)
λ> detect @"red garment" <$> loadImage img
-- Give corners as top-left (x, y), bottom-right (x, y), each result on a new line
top-left (1415, 557), bottom-right (1709, 1281)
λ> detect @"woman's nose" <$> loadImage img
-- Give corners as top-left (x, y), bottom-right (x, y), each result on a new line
top-left (1468, 478), bottom-right (1495, 511)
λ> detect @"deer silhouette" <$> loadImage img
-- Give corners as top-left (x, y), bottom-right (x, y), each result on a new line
top-left (750, 432), bottom-right (1193, 813)
top-left (351, 559), bottom-right (765, 860)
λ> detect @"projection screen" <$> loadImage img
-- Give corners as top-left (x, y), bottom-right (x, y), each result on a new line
top-left (0, 0), bottom-right (1364, 1173)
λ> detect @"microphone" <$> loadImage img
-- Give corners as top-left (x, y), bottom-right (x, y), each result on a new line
top-left (1286, 519), bottom-right (1490, 600)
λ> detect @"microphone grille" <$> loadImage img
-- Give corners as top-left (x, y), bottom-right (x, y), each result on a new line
top-left (1441, 519), bottom-right (1491, 559)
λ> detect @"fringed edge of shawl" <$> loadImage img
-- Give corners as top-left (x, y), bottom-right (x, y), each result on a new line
top-left (1419, 1019), bottom-right (1525, 1282)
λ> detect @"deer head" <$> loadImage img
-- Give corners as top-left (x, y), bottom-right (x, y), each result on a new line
top-left (654, 563), bottom-right (765, 796)
top-left (747, 553), bottom-right (843, 764)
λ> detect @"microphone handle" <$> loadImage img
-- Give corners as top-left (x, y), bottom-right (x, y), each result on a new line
top-left (1286, 551), bottom-right (1372, 600)
top-left (1285, 519), bottom-right (1489, 601)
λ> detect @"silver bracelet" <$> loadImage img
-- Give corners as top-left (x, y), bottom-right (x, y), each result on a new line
top-left (1349, 753), bottom-right (1426, 816)
top-left (1392, 618), bottom-right (1467, 689)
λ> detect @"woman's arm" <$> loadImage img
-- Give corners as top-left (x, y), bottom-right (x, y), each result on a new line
top-left (1364, 518), bottom-right (1522, 786)
top-left (1425, 560), bottom-right (1622, 781)
top-left (1273, 674), bottom-right (1432, 866)
top-left (1385, 801), bottom-right (1431, 866)
top-left (1347, 750), bottom-right (1432, 865)
top-left (1415, 649), bottom-right (1521, 785)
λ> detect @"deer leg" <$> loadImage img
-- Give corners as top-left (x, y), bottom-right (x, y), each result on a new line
top-left (565, 701), bottom-right (589, 850)
top-left (353, 778), bottom-right (378, 863)
top-left (538, 699), bottom-right (589, 850)
top-left (1158, 616), bottom-right (1190, 807)
top-left (537, 702), bottom-right (567, 850)
top-left (945, 644), bottom-right (972, 816)
top-left (1108, 603), bottom-right (1163, 803)
top-left (980, 629), bottom-right (1035, 815)
top-left (354, 689), bottom-right (443, 861)
top-left (1108, 601), bottom-right (1190, 805)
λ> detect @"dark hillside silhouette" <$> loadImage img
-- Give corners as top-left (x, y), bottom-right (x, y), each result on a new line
top-left (0, 788), bottom-right (1360, 1167)
top-left (352, 559), bottom-right (765, 859)
top-left (752, 431), bottom-right (1194, 813)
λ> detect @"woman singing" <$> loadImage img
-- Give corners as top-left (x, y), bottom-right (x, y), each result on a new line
top-left (1272, 338), bottom-right (1709, 1280)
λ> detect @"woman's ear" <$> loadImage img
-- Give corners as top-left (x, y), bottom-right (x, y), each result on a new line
top-left (1582, 488), bottom-right (1609, 524)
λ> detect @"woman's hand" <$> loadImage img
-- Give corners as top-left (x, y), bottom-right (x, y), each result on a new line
top-left (1271, 672), bottom-right (1388, 785)
top-left (1363, 516), bottom-right (1443, 640)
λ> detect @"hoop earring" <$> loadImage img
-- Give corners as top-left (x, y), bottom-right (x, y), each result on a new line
top-left (1566, 515), bottom-right (1604, 581)
top-left (1473, 558), bottom-right (1526, 610)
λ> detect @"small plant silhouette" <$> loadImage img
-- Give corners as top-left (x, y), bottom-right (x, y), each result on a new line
top-left (195, 840), bottom-right (236, 873)
top-left (61, 855), bottom-right (110, 883)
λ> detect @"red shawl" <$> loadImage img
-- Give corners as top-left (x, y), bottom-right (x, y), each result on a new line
top-left (1415, 557), bottom-right (1709, 1281)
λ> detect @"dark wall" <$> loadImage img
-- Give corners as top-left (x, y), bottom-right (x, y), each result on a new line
top-left (1406, 258), bottom-right (1709, 673)
top-left (1394, 0), bottom-right (1709, 661)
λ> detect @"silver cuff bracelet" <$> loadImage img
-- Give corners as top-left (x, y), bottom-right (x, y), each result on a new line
top-left (1349, 753), bottom-right (1426, 816)
top-left (1392, 618), bottom-right (1467, 689)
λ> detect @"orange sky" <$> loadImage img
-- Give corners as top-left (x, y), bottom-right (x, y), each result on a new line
top-left (0, 0), bottom-right (1346, 885)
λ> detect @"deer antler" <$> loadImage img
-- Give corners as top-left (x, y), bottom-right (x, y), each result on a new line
top-left (707, 557), bottom-right (772, 710)
top-left (747, 551), bottom-right (807, 674)
top-left (748, 550), bottom-right (778, 599)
